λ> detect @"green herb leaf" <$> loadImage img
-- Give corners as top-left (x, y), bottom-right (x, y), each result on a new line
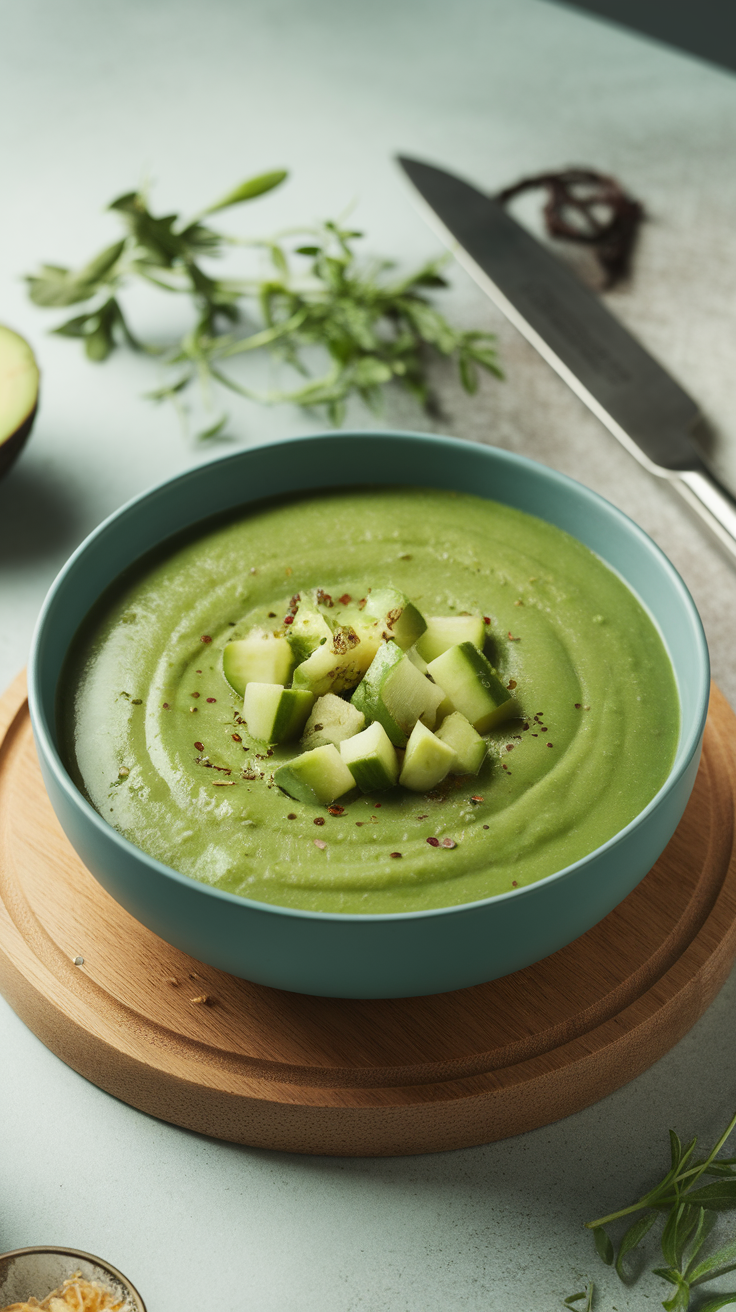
top-left (201, 170), bottom-right (287, 217)
top-left (592, 1227), bottom-right (614, 1265)
top-left (564, 1284), bottom-right (594, 1310)
top-left (687, 1182), bottom-right (736, 1211)
top-left (615, 1210), bottom-right (658, 1279)
top-left (693, 1294), bottom-right (736, 1311)
top-left (689, 1234), bottom-right (736, 1286)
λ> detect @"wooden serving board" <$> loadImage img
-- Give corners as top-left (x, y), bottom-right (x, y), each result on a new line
top-left (2, 672), bottom-right (736, 1157)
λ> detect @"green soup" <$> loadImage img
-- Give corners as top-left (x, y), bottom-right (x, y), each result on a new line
top-left (62, 487), bottom-right (679, 914)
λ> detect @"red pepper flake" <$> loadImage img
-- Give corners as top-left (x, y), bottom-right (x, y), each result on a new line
top-left (338, 593), bottom-right (352, 605)
top-left (314, 816), bottom-right (326, 826)
top-left (287, 812), bottom-right (297, 819)
top-left (191, 692), bottom-right (200, 699)
top-left (358, 597), bottom-right (367, 609)
top-left (374, 802), bottom-right (382, 808)
top-left (483, 616), bottom-right (491, 625)
top-left (200, 635), bottom-right (212, 644)
top-left (426, 836), bottom-right (440, 847)
top-left (470, 795), bottom-right (484, 803)
top-left (417, 813), bottom-right (428, 820)
top-left (574, 703), bottom-right (581, 709)
top-left (232, 733), bottom-right (242, 742)
top-left (316, 589), bottom-right (333, 607)
top-left (523, 723), bottom-right (529, 731)
top-left (547, 742), bottom-right (554, 748)
top-left (512, 880), bottom-right (518, 887)
top-left (207, 697), bottom-right (216, 703)
top-left (502, 763), bottom-right (508, 770)
top-left (483, 824), bottom-right (490, 830)
top-left (507, 679), bottom-right (517, 690)
top-left (314, 838), bottom-right (327, 850)
top-left (196, 670), bottom-right (202, 674)
top-left (162, 703), bottom-right (170, 709)
top-left (505, 745), bottom-right (514, 752)
top-left (266, 749), bottom-right (274, 757)
top-left (508, 631), bottom-right (520, 641)
top-left (441, 837), bottom-right (457, 848)
top-left (355, 821), bottom-right (364, 826)
top-left (328, 805), bottom-right (345, 816)
top-left (390, 851), bottom-right (402, 859)
top-left (268, 612), bottom-right (277, 618)
top-left (284, 615), bottom-right (294, 625)
top-left (194, 741), bottom-right (204, 751)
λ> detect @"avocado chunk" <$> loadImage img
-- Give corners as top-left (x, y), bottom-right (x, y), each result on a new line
top-left (340, 720), bottom-right (399, 792)
top-left (243, 682), bottom-right (314, 744)
top-left (351, 640), bottom-right (446, 747)
top-left (286, 594), bottom-right (333, 664)
top-left (415, 615), bottom-right (486, 663)
top-left (435, 711), bottom-right (486, 775)
top-left (223, 632), bottom-right (294, 697)
top-left (274, 743), bottom-right (356, 806)
top-left (399, 720), bottom-right (457, 792)
top-left (363, 587), bottom-right (427, 650)
top-left (292, 623), bottom-right (381, 696)
top-left (0, 325), bottom-right (39, 481)
top-left (427, 642), bottom-right (515, 733)
top-left (301, 693), bottom-right (366, 751)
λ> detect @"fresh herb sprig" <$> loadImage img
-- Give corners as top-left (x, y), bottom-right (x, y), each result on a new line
top-left (586, 1111), bottom-right (736, 1310)
top-left (26, 173), bottom-right (502, 436)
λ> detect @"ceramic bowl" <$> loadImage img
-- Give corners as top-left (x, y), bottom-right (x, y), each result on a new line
top-left (0, 1246), bottom-right (146, 1309)
top-left (28, 431), bottom-right (709, 998)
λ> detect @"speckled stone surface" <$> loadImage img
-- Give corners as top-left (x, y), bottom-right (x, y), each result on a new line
top-left (2, 1), bottom-right (736, 1307)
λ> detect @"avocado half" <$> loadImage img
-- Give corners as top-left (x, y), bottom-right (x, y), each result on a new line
top-left (0, 325), bottom-right (39, 480)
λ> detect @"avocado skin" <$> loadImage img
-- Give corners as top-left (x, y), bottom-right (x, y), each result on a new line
top-left (0, 403), bottom-right (37, 481)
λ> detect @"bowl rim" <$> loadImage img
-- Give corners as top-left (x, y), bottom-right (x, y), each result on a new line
top-left (0, 1244), bottom-right (146, 1309)
top-left (29, 428), bottom-right (710, 925)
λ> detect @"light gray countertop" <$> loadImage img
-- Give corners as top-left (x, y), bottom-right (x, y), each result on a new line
top-left (2, 2), bottom-right (736, 1308)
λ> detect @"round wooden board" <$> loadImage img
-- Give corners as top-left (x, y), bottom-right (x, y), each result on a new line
top-left (2, 674), bottom-right (736, 1157)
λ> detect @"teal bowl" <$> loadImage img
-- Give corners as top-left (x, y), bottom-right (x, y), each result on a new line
top-left (28, 431), bottom-right (709, 998)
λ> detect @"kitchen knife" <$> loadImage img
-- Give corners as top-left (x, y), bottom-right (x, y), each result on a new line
top-left (397, 156), bottom-right (736, 560)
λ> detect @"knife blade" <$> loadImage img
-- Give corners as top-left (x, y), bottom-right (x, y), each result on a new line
top-left (397, 155), bottom-right (736, 560)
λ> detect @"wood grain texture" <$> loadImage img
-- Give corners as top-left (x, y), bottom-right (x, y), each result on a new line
top-left (1, 672), bottom-right (736, 1156)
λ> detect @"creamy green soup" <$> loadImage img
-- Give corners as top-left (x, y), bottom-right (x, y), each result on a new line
top-left (62, 487), bottom-right (679, 915)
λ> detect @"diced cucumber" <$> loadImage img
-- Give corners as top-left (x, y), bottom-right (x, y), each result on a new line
top-left (427, 642), bottom-right (515, 732)
top-left (415, 615), bottom-right (486, 663)
top-left (222, 632), bottom-right (293, 697)
top-left (340, 721), bottom-right (399, 792)
top-left (286, 595), bottom-right (333, 664)
top-left (363, 587), bottom-right (427, 650)
top-left (406, 646), bottom-right (429, 674)
top-left (292, 622), bottom-right (381, 696)
top-left (301, 693), bottom-right (366, 750)
top-left (274, 743), bottom-right (356, 806)
top-left (399, 720), bottom-right (457, 792)
top-left (352, 640), bottom-right (446, 747)
top-left (435, 711), bottom-right (486, 776)
top-left (243, 683), bottom-right (314, 744)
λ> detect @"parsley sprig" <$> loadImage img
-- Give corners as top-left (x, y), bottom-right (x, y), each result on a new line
top-left (585, 1111), bottom-right (736, 1310)
top-left (26, 171), bottom-right (502, 436)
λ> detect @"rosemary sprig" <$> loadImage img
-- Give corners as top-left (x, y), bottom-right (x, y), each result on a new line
top-left (26, 173), bottom-right (502, 437)
top-left (586, 1112), bottom-right (736, 1310)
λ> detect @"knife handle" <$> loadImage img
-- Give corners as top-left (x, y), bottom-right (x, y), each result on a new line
top-left (675, 470), bottom-right (736, 561)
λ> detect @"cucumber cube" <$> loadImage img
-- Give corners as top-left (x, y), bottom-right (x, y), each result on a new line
top-left (405, 646), bottom-right (429, 674)
top-left (427, 642), bottom-right (515, 733)
top-left (340, 721), bottom-right (399, 792)
top-left (292, 624), bottom-right (381, 696)
top-left (243, 682), bottom-right (314, 744)
top-left (223, 632), bottom-right (293, 697)
top-left (415, 615), bottom-right (486, 663)
top-left (352, 641), bottom-right (446, 747)
top-left (435, 711), bottom-right (487, 775)
top-left (301, 693), bottom-right (366, 750)
top-left (274, 743), bottom-right (356, 806)
top-left (363, 587), bottom-right (427, 650)
top-left (399, 720), bottom-right (457, 792)
top-left (286, 595), bottom-right (333, 664)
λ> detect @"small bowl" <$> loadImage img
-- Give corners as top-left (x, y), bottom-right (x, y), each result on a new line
top-left (28, 431), bottom-right (709, 998)
top-left (0, 1246), bottom-right (146, 1309)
